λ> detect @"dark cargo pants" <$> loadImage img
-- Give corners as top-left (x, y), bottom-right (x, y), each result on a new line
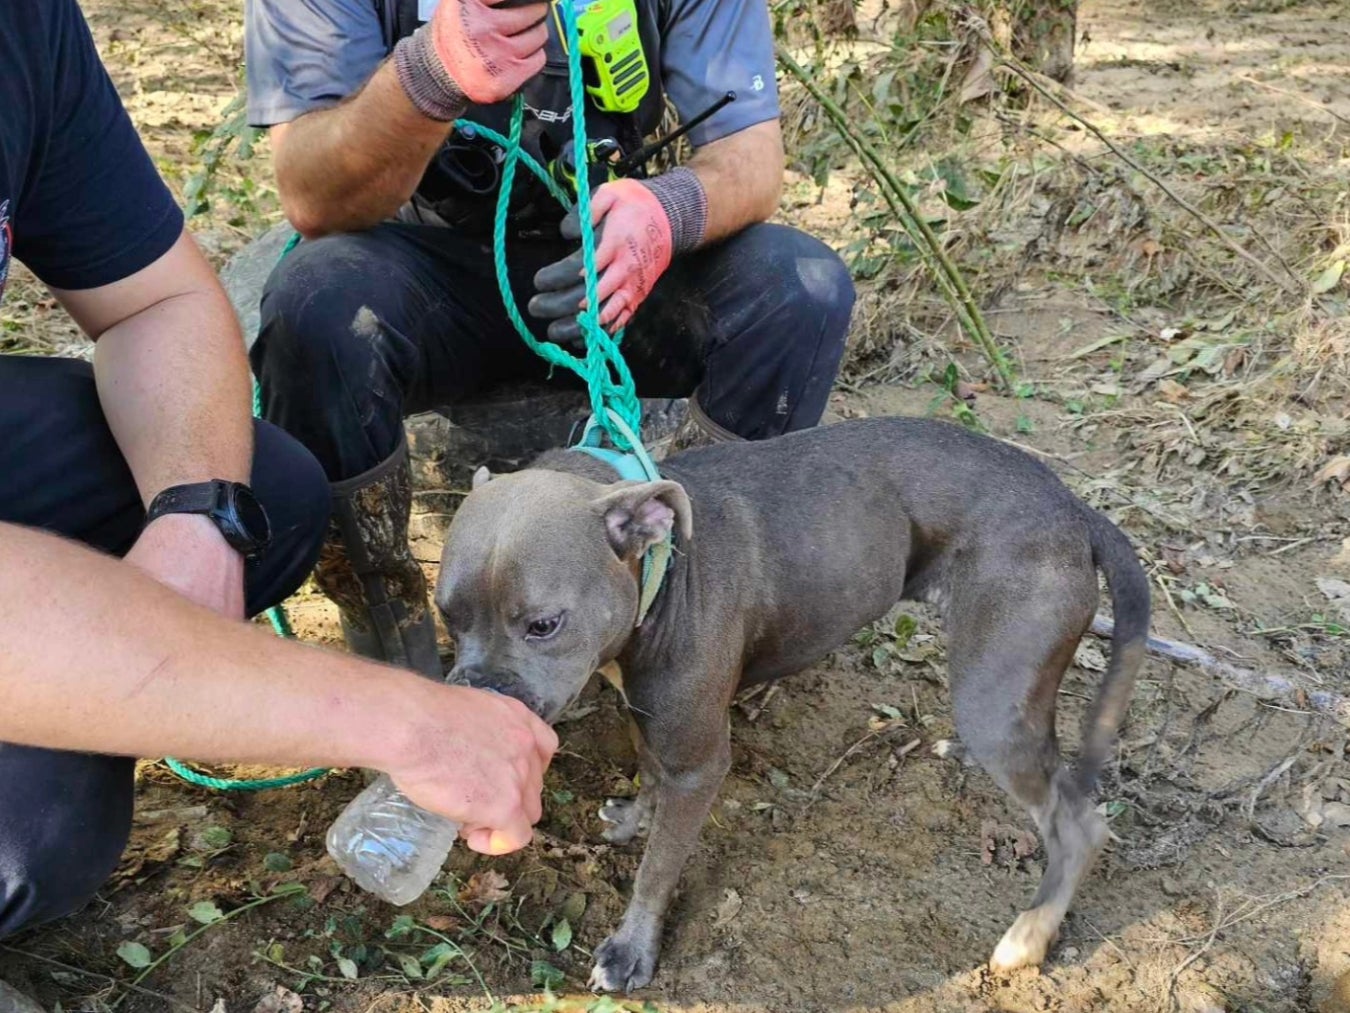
top-left (250, 220), bottom-right (856, 481)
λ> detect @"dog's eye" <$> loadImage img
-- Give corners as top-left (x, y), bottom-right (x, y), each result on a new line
top-left (525, 614), bottom-right (564, 640)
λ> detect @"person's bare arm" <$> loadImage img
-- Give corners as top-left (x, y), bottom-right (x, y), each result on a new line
top-left (0, 522), bottom-right (557, 855)
top-left (684, 119), bottom-right (784, 245)
top-left (54, 230), bottom-right (253, 618)
top-left (271, 64), bottom-right (454, 239)
top-left (272, 0), bottom-right (548, 239)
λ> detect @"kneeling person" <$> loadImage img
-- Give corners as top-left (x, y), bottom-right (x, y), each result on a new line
top-left (244, 0), bottom-right (857, 677)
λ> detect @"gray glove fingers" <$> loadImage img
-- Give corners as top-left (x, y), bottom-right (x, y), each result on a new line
top-left (559, 204), bottom-right (582, 241)
top-left (527, 281), bottom-right (587, 321)
top-left (531, 247), bottom-right (586, 294)
top-left (546, 316), bottom-right (585, 346)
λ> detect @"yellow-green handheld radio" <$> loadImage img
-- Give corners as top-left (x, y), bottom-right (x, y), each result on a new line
top-left (551, 0), bottom-right (649, 114)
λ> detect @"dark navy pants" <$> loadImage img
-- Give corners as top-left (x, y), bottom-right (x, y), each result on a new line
top-left (0, 355), bottom-right (330, 938)
top-left (251, 220), bottom-right (855, 481)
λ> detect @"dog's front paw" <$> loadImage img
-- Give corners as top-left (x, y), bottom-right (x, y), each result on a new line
top-left (589, 930), bottom-right (659, 993)
top-left (597, 797), bottom-right (649, 845)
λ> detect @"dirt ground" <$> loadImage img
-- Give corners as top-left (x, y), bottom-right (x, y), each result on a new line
top-left (3, 1), bottom-right (1350, 1012)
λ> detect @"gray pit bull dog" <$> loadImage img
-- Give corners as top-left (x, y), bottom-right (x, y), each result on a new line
top-left (435, 416), bottom-right (1151, 993)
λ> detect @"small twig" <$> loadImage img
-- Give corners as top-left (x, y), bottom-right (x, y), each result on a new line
top-left (1089, 614), bottom-right (1350, 728)
top-left (0, 946), bottom-right (198, 1011)
top-left (251, 951), bottom-right (394, 985)
top-left (1080, 919), bottom-right (1136, 971)
top-left (1164, 893), bottom-right (1227, 1011)
top-left (804, 722), bottom-right (909, 807)
top-left (1267, 536), bottom-right (1319, 557)
top-left (745, 684), bottom-right (782, 723)
top-left (133, 804), bottom-right (210, 824)
top-left (1164, 875), bottom-right (1350, 1009)
top-left (1238, 75), bottom-right (1350, 127)
top-left (972, 29), bottom-right (1302, 294)
top-left (1244, 750), bottom-right (1301, 821)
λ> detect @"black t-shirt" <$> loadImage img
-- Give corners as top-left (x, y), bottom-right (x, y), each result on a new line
top-left (0, 0), bottom-right (183, 302)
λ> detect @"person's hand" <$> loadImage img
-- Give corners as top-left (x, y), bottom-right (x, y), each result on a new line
top-left (125, 514), bottom-right (245, 621)
top-left (426, 0), bottom-right (549, 105)
top-left (529, 179), bottom-right (674, 345)
top-left (389, 685), bottom-right (558, 855)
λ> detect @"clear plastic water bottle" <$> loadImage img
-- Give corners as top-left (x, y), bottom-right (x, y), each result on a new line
top-left (325, 773), bottom-right (458, 905)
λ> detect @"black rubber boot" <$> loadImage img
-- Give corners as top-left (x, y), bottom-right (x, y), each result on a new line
top-left (659, 391), bottom-right (742, 457)
top-left (314, 438), bottom-right (442, 679)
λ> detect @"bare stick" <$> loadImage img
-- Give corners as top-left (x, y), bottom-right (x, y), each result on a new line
top-left (971, 30), bottom-right (1302, 294)
top-left (804, 723), bottom-right (913, 807)
top-left (1239, 75), bottom-right (1350, 128)
top-left (1089, 614), bottom-right (1350, 728)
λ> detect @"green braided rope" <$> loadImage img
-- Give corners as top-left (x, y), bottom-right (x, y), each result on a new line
top-left (163, 230), bottom-right (326, 793)
top-left (483, 4), bottom-right (644, 451)
top-left (164, 756), bottom-right (328, 791)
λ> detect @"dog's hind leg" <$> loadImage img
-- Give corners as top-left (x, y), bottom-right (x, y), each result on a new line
top-left (946, 560), bottom-right (1105, 973)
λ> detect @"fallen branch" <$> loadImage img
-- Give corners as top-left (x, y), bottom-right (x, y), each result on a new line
top-left (969, 25), bottom-right (1303, 295)
top-left (1089, 614), bottom-right (1350, 728)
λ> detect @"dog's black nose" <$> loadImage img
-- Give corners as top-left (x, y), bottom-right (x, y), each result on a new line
top-left (446, 666), bottom-right (546, 719)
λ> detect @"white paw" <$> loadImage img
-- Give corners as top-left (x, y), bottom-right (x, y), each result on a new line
top-left (989, 909), bottom-right (1057, 973)
top-left (597, 797), bottom-right (647, 844)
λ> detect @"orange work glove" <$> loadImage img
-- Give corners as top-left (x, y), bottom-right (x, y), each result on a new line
top-left (394, 0), bottom-right (549, 119)
top-left (529, 168), bottom-right (707, 344)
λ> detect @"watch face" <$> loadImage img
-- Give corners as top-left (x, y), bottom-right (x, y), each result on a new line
top-left (231, 485), bottom-right (272, 545)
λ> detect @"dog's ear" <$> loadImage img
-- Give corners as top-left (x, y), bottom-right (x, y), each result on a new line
top-left (591, 480), bottom-right (693, 561)
top-left (472, 465), bottom-right (493, 490)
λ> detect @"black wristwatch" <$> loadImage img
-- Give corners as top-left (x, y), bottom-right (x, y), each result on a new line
top-left (144, 480), bottom-right (273, 560)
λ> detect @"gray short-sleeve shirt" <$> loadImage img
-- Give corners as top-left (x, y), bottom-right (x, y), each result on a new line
top-left (244, 0), bottom-right (780, 147)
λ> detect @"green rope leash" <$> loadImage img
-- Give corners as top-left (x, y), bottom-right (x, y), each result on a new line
top-left (481, 0), bottom-right (644, 451)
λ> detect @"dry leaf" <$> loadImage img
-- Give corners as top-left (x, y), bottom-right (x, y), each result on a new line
top-left (1158, 378), bottom-right (1189, 403)
top-left (711, 888), bottom-right (743, 929)
top-left (423, 914), bottom-right (460, 932)
top-left (957, 44), bottom-right (997, 104)
top-left (1161, 544), bottom-right (1188, 574)
top-left (144, 826), bottom-right (182, 864)
top-left (1074, 643), bottom-right (1108, 672)
top-left (458, 870), bottom-right (510, 908)
top-left (1331, 537), bottom-right (1350, 573)
top-left (306, 875), bottom-right (343, 905)
top-left (1222, 347), bottom-right (1248, 377)
top-left (1316, 577), bottom-right (1350, 623)
top-left (1137, 238), bottom-right (1163, 257)
top-left (253, 986), bottom-right (302, 1013)
top-left (1314, 456), bottom-right (1350, 488)
top-left (981, 820), bottom-right (1038, 866)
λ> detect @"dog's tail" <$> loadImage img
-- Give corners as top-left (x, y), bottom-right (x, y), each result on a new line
top-left (1078, 510), bottom-right (1151, 794)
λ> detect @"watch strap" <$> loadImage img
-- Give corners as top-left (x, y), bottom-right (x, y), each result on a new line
top-left (146, 482), bottom-right (224, 521)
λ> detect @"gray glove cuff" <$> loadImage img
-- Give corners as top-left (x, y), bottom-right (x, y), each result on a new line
top-left (640, 167), bottom-right (708, 255)
top-left (393, 25), bottom-right (469, 123)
